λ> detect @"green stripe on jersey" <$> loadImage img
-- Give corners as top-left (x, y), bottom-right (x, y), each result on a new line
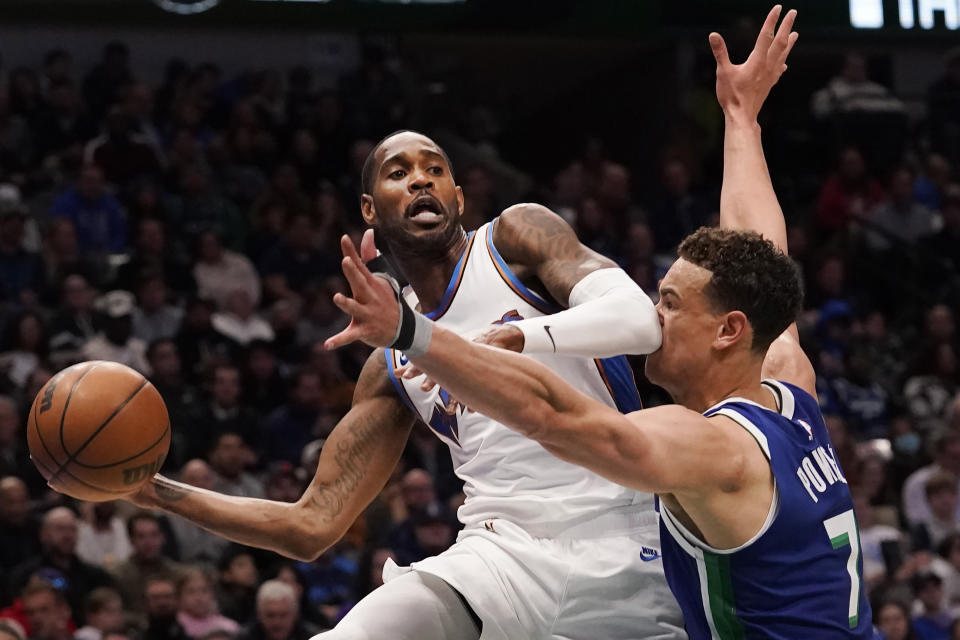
top-left (703, 552), bottom-right (746, 640)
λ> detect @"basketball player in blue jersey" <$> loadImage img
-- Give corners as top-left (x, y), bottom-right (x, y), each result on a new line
top-left (53, 51), bottom-right (688, 640)
top-left (327, 6), bottom-right (873, 638)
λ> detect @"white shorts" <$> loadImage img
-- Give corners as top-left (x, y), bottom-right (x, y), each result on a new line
top-left (383, 511), bottom-right (686, 640)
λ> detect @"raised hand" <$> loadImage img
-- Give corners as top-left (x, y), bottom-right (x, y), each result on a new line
top-left (324, 234), bottom-right (401, 351)
top-left (709, 5), bottom-right (798, 121)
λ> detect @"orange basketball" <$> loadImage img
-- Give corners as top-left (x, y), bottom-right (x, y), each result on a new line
top-left (27, 361), bottom-right (170, 502)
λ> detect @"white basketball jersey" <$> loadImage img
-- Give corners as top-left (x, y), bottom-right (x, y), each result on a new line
top-left (385, 220), bottom-right (654, 532)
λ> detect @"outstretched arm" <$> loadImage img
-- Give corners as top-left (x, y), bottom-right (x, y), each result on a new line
top-left (126, 352), bottom-right (414, 561)
top-left (325, 236), bottom-right (744, 496)
top-left (711, 5), bottom-right (815, 395)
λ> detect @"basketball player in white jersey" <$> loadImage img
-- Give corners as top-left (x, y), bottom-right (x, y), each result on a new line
top-left (74, 128), bottom-right (685, 637)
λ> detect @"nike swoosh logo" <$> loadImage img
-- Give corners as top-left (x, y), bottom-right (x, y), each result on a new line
top-left (639, 552), bottom-right (662, 562)
top-left (544, 325), bottom-right (557, 352)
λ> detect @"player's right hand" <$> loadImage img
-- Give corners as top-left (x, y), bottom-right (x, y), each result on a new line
top-left (709, 5), bottom-right (798, 121)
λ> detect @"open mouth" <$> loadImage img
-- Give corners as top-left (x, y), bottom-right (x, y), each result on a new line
top-left (405, 195), bottom-right (445, 226)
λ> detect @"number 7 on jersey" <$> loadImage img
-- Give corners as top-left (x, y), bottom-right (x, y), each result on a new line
top-left (824, 509), bottom-right (862, 629)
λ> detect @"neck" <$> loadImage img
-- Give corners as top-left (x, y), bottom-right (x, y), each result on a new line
top-left (669, 354), bottom-right (770, 414)
top-left (386, 227), bottom-right (469, 314)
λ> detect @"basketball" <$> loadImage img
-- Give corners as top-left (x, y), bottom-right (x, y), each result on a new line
top-left (27, 361), bottom-right (170, 502)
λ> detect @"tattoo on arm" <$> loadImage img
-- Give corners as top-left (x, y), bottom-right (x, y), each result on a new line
top-left (497, 205), bottom-right (614, 304)
top-left (154, 476), bottom-right (192, 503)
top-left (308, 415), bottom-right (382, 524)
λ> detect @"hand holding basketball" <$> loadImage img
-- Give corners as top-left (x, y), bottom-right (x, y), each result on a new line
top-left (27, 361), bottom-right (171, 502)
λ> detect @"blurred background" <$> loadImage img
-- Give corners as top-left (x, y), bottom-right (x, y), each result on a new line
top-left (0, 1), bottom-right (958, 639)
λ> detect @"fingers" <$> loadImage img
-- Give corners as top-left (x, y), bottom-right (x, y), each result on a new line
top-left (324, 326), bottom-right (363, 350)
top-left (770, 9), bottom-right (798, 63)
top-left (708, 32), bottom-right (730, 68)
top-left (340, 235), bottom-right (377, 286)
top-left (360, 228), bottom-right (379, 263)
top-left (332, 292), bottom-right (363, 317)
top-left (754, 4), bottom-right (782, 53)
top-left (340, 256), bottom-right (372, 301)
top-left (782, 31), bottom-right (799, 64)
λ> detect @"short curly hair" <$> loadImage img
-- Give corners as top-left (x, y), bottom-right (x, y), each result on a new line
top-left (677, 227), bottom-right (803, 353)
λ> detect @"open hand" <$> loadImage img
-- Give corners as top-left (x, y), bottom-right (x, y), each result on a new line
top-left (710, 5), bottom-right (798, 121)
top-left (324, 232), bottom-right (401, 351)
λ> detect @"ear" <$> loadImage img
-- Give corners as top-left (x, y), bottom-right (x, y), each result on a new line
top-left (455, 185), bottom-right (464, 217)
top-left (714, 310), bottom-right (750, 351)
top-left (360, 194), bottom-right (377, 226)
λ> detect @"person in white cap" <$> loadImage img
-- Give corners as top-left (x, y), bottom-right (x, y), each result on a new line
top-left (82, 290), bottom-right (151, 374)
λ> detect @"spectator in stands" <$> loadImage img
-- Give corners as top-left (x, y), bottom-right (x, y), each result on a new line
top-left (187, 364), bottom-right (259, 461)
top-left (812, 52), bottom-right (905, 120)
top-left (938, 534), bottom-right (960, 608)
top-left (0, 310), bottom-right (48, 390)
top-left (0, 476), bottom-right (39, 573)
top-left (33, 80), bottom-right (95, 163)
top-left (82, 41), bottom-right (133, 120)
top-left (874, 600), bottom-right (918, 640)
top-left (263, 463), bottom-right (302, 504)
top-left (131, 273), bottom-right (182, 344)
top-left (82, 291), bottom-right (150, 375)
top-left (912, 472), bottom-right (960, 552)
top-left (854, 489), bottom-right (904, 593)
top-left (216, 547), bottom-right (258, 626)
top-left (8, 508), bottom-right (115, 624)
top-left (142, 577), bottom-right (189, 640)
top-left (340, 547), bottom-right (395, 619)
top-left (0, 190), bottom-right (45, 304)
top-left (649, 159), bottom-right (710, 252)
top-left (237, 580), bottom-right (321, 640)
top-left (211, 290), bottom-right (273, 351)
top-left (48, 275), bottom-right (97, 368)
top-left (173, 296), bottom-right (225, 383)
top-left (816, 146), bottom-right (886, 233)
top-left (50, 164), bottom-right (126, 254)
top-left (20, 578), bottom-right (73, 640)
top-left (912, 571), bottom-right (954, 640)
top-left (208, 432), bottom-right (263, 499)
top-left (242, 340), bottom-right (286, 417)
top-left (259, 369), bottom-right (325, 465)
top-left (42, 218), bottom-right (102, 303)
top-left (260, 212), bottom-right (338, 295)
top-left (83, 105), bottom-right (162, 187)
top-left (175, 569), bottom-right (238, 640)
top-left (866, 167), bottom-right (938, 253)
top-left (904, 344), bottom-right (959, 434)
top-left (819, 344), bottom-right (890, 438)
top-left (388, 501), bottom-right (457, 566)
top-left (166, 460), bottom-right (229, 565)
top-left (114, 218), bottom-right (194, 296)
top-left (0, 399), bottom-right (34, 486)
top-left (146, 339), bottom-right (199, 468)
top-left (192, 231), bottom-right (260, 311)
top-left (73, 588), bottom-right (123, 640)
top-left (75, 503), bottom-right (132, 572)
top-left (109, 512), bottom-right (184, 616)
top-left (170, 165), bottom-right (246, 253)
top-left (904, 433), bottom-right (960, 527)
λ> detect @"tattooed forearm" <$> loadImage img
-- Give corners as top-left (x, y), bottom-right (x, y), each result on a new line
top-left (153, 476), bottom-right (193, 503)
top-left (309, 415), bottom-right (382, 523)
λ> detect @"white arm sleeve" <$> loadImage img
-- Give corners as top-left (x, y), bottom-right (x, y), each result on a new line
top-left (512, 268), bottom-right (661, 358)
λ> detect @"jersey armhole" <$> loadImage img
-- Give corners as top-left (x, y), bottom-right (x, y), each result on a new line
top-left (383, 348), bottom-right (419, 416)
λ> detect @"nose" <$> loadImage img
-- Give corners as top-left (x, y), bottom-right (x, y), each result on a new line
top-left (409, 169), bottom-right (434, 192)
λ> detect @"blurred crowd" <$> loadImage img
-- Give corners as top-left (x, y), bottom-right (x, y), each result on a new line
top-left (0, 33), bottom-right (957, 640)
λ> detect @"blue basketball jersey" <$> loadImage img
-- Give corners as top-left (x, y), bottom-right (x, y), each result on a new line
top-left (659, 379), bottom-right (873, 639)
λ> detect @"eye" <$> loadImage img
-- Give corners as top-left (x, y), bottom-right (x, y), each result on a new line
top-left (389, 169), bottom-right (406, 179)
top-left (428, 166), bottom-right (444, 176)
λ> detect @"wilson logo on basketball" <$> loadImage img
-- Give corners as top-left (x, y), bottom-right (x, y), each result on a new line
top-left (39, 380), bottom-right (58, 413)
top-left (122, 456), bottom-right (162, 485)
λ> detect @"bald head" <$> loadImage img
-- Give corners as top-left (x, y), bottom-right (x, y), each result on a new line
top-left (41, 507), bottom-right (78, 557)
top-left (180, 459), bottom-right (214, 490)
top-left (401, 469), bottom-right (435, 511)
top-left (0, 476), bottom-right (29, 525)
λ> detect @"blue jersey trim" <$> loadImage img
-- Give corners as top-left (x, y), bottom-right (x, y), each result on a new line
top-left (485, 218), bottom-right (562, 315)
top-left (424, 231), bottom-right (476, 320)
top-left (594, 356), bottom-right (642, 413)
top-left (383, 349), bottom-right (418, 415)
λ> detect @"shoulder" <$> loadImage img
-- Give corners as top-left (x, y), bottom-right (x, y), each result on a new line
top-left (492, 203), bottom-right (576, 263)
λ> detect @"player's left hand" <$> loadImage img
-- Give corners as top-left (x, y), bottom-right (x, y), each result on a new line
top-left (396, 323), bottom-right (525, 414)
top-left (710, 4), bottom-right (798, 121)
top-left (325, 232), bottom-right (401, 351)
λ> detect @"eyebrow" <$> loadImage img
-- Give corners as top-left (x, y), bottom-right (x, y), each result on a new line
top-left (382, 148), bottom-right (445, 169)
top-left (660, 285), bottom-right (679, 299)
